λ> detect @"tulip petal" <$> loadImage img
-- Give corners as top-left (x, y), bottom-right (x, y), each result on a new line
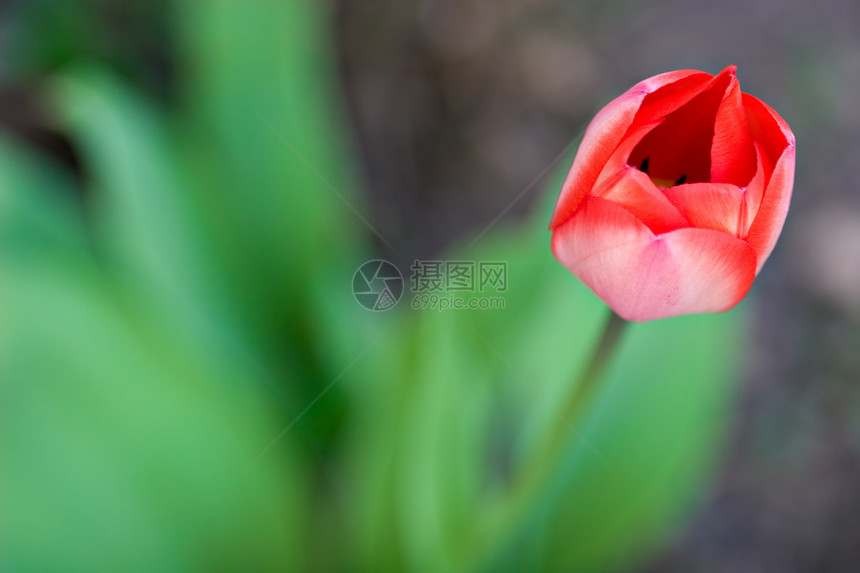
top-left (743, 93), bottom-right (795, 168)
top-left (552, 196), bottom-right (757, 322)
top-left (741, 142), bottom-right (770, 236)
top-left (550, 70), bottom-right (716, 230)
top-left (710, 68), bottom-right (757, 186)
top-left (633, 72), bottom-right (713, 125)
top-left (662, 143), bottom-right (769, 239)
top-left (746, 148), bottom-right (795, 272)
top-left (596, 168), bottom-right (689, 234)
top-left (743, 94), bottom-right (795, 272)
top-left (662, 182), bottom-right (745, 237)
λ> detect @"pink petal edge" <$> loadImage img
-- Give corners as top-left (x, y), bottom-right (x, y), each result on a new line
top-left (746, 146), bottom-right (795, 273)
top-left (552, 196), bottom-right (757, 321)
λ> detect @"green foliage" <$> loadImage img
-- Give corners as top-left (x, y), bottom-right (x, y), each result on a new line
top-left (341, 206), bottom-right (743, 572)
top-left (0, 1), bottom-right (745, 571)
top-left (0, 136), bottom-right (305, 571)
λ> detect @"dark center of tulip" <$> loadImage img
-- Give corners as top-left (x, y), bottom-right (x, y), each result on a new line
top-left (627, 70), bottom-right (734, 187)
top-left (639, 157), bottom-right (687, 189)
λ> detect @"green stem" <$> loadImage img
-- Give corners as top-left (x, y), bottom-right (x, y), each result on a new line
top-left (555, 310), bottom-right (627, 443)
top-left (467, 310), bottom-right (628, 568)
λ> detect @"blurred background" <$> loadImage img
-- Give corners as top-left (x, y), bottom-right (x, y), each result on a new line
top-left (0, 0), bottom-right (858, 572)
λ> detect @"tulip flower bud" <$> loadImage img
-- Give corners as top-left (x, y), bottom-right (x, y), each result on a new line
top-left (550, 66), bottom-right (795, 322)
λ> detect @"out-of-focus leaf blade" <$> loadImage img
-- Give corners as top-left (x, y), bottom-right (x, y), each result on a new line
top-left (50, 67), bottom-right (249, 366)
top-left (491, 309), bottom-right (743, 573)
top-left (335, 315), bottom-right (414, 572)
top-left (0, 136), bottom-right (87, 260)
top-left (391, 311), bottom-right (495, 572)
top-left (0, 141), bottom-right (307, 572)
top-left (172, 0), bottom-right (377, 445)
top-left (353, 207), bottom-right (607, 572)
top-left (174, 0), bottom-right (367, 318)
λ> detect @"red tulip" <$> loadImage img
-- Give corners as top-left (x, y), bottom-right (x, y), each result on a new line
top-left (550, 66), bottom-right (795, 322)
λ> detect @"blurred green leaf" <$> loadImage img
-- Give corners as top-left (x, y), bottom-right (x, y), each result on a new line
top-left (50, 67), bottom-right (249, 366)
top-left (171, 1), bottom-right (378, 454)
top-left (174, 0), bottom-right (368, 321)
top-left (0, 138), bottom-right (307, 572)
top-left (8, 0), bottom-right (170, 94)
top-left (393, 311), bottom-right (495, 571)
top-left (336, 315), bottom-right (413, 572)
top-left (0, 137), bottom-right (87, 261)
top-left (8, 2), bottom-right (101, 77)
top-left (519, 309), bottom-right (743, 573)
